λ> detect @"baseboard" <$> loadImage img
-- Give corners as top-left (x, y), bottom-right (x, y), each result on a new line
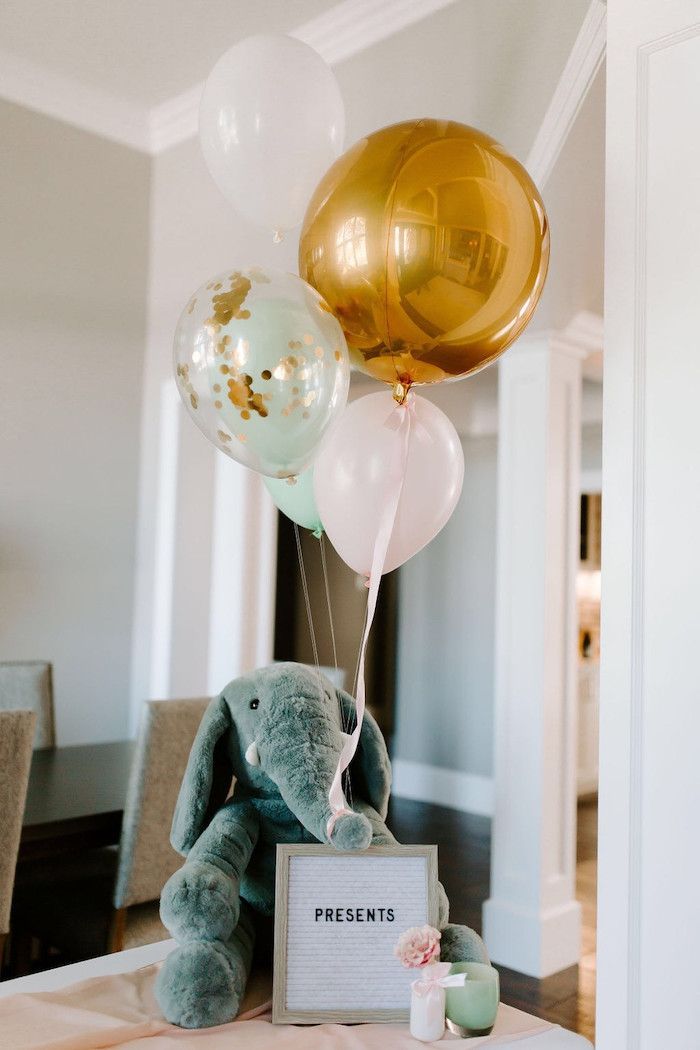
top-left (391, 758), bottom-right (494, 817)
top-left (483, 897), bottom-right (582, 977)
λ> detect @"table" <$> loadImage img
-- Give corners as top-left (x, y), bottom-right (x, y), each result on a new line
top-left (20, 740), bottom-right (133, 860)
top-left (0, 941), bottom-right (594, 1048)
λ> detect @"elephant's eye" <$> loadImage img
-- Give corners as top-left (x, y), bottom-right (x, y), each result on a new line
top-left (249, 698), bottom-right (259, 710)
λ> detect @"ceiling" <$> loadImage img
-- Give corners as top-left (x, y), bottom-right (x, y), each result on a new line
top-left (0, 0), bottom-right (333, 107)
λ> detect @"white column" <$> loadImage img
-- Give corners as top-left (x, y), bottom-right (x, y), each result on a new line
top-left (597, 3), bottom-right (700, 1048)
top-left (483, 334), bottom-right (583, 977)
top-left (207, 455), bottom-right (278, 694)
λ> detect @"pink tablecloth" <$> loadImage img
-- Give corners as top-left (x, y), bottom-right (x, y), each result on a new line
top-left (0, 963), bottom-right (554, 1050)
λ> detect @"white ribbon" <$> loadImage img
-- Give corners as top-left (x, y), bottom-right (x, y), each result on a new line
top-left (411, 962), bottom-right (468, 1000)
top-left (326, 394), bottom-right (414, 839)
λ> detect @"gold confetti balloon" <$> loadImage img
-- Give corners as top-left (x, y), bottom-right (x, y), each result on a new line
top-left (299, 119), bottom-right (549, 390)
top-left (174, 267), bottom-right (350, 478)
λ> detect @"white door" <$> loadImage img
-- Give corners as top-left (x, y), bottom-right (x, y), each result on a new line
top-left (598, 2), bottom-right (700, 1048)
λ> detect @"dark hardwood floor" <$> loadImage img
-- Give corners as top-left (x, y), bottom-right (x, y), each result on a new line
top-left (386, 796), bottom-right (598, 1043)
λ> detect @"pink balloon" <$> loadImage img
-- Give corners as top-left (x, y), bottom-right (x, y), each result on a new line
top-left (314, 391), bottom-right (464, 576)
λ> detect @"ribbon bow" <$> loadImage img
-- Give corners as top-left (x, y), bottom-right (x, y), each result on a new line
top-left (411, 963), bottom-right (468, 1001)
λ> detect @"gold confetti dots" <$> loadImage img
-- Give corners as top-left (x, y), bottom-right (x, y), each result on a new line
top-left (302, 410), bottom-right (310, 419)
top-left (262, 393), bottom-right (273, 402)
top-left (282, 397), bottom-right (302, 417)
top-left (213, 383), bottom-right (221, 393)
top-left (261, 369), bottom-right (272, 381)
top-left (236, 433), bottom-right (247, 444)
top-left (220, 364), bottom-right (229, 374)
top-left (302, 391), bottom-right (317, 407)
top-left (214, 400), bottom-right (222, 409)
top-left (292, 386), bottom-right (299, 395)
top-left (273, 355), bottom-right (298, 381)
top-left (288, 339), bottom-right (303, 350)
top-left (314, 346), bottom-right (325, 358)
top-left (335, 350), bottom-right (342, 361)
top-left (303, 333), bottom-right (313, 345)
top-left (227, 377), bottom-right (268, 418)
top-left (218, 430), bottom-right (231, 443)
top-left (209, 274), bottom-right (252, 326)
top-left (176, 362), bottom-right (199, 410)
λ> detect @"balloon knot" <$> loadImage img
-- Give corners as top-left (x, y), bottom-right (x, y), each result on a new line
top-left (392, 380), bottom-right (411, 405)
top-left (312, 527), bottom-right (324, 540)
top-left (364, 575), bottom-right (371, 589)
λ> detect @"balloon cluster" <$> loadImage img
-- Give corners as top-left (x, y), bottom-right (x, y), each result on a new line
top-left (175, 35), bottom-right (549, 580)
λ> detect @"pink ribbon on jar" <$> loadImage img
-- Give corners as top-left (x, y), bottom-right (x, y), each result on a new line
top-left (411, 962), bottom-right (468, 1000)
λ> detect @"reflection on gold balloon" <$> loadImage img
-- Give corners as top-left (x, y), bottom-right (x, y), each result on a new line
top-left (299, 119), bottom-right (549, 389)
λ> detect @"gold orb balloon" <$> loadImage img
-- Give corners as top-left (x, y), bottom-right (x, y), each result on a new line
top-left (299, 118), bottom-right (549, 390)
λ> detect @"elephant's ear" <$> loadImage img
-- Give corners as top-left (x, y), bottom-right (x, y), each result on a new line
top-left (339, 689), bottom-right (392, 819)
top-left (171, 695), bottom-right (233, 855)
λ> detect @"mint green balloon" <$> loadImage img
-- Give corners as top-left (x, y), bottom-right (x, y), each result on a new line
top-left (174, 266), bottom-right (350, 478)
top-left (264, 468), bottom-right (323, 537)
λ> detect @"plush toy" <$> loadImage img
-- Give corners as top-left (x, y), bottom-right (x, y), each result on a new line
top-left (156, 662), bottom-right (488, 1028)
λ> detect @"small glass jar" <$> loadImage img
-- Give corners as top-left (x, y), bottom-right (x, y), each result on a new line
top-left (410, 981), bottom-right (446, 1042)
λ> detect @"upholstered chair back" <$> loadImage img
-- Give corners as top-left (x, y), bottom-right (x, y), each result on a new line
top-left (0, 662), bottom-right (55, 749)
top-left (113, 698), bottom-right (210, 910)
top-left (0, 709), bottom-right (36, 934)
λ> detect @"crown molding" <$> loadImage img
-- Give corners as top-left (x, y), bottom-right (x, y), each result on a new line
top-left (291, 0), bottom-right (460, 66)
top-left (0, 46), bottom-right (150, 152)
top-left (526, 0), bottom-right (606, 189)
top-left (148, 0), bottom-right (461, 153)
top-left (149, 83), bottom-right (202, 155)
top-left (0, 0), bottom-right (461, 155)
top-left (0, 0), bottom-right (605, 165)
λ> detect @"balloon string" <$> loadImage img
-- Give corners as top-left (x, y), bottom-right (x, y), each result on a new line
top-left (297, 524), bottom-right (353, 808)
top-left (326, 396), bottom-right (413, 839)
top-left (294, 522), bottom-right (327, 706)
top-left (319, 534), bottom-right (338, 673)
top-left (320, 532), bottom-right (354, 806)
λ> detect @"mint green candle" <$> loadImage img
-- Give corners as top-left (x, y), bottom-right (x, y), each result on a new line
top-left (444, 961), bottom-right (499, 1035)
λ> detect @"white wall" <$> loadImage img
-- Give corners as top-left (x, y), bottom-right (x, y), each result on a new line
top-left (129, 136), bottom-right (292, 714)
top-left (0, 98), bottom-right (149, 744)
top-left (394, 434), bottom-right (498, 778)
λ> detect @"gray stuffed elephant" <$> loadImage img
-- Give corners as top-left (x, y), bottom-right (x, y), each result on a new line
top-left (155, 662), bottom-right (487, 1028)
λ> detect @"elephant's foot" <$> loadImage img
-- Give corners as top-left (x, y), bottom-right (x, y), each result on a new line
top-left (160, 862), bottom-right (239, 943)
top-left (156, 903), bottom-right (256, 1028)
top-left (440, 923), bottom-right (490, 965)
top-left (155, 940), bottom-right (245, 1028)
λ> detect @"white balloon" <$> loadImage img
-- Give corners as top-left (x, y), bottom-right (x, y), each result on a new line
top-left (314, 392), bottom-right (465, 577)
top-left (199, 34), bottom-right (345, 235)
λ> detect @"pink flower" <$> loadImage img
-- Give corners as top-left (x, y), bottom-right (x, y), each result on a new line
top-left (393, 925), bottom-right (441, 969)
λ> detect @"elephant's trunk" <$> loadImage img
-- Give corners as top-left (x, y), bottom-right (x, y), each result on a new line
top-left (256, 690), bottom-right (372, 850)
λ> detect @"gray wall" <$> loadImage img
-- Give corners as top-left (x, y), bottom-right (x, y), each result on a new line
top-left (394, 435), bottom-right (498, 777)
top-left (0, 99), bottom-right (150, 744)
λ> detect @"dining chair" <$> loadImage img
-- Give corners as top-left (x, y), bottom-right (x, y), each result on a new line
top-left (12, 697), bottom-right (210, 964)
top-left (0, 710), bottom-right (36, 971)
top-left (0, 662), bottom-right (55, 749)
